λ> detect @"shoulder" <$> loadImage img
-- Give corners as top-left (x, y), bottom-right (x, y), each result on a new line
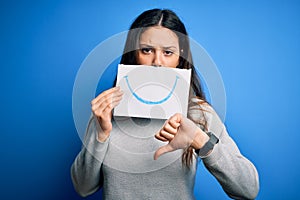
top-left (187, 96), bottom-right (213, 122)
top-left (188, 96), bottom-right (224, 135)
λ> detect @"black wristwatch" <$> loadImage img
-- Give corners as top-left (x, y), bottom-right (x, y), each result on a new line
top-left (195, 132), bottom-right (219, 157)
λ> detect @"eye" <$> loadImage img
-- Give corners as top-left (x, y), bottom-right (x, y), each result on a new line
top-left (164, 50), bottom-right (174, 56)
top-left (141, 48), bottom-right (153, 54)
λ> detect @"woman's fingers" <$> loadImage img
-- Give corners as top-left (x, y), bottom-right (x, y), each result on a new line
top-left (169, 116), bottom-right (181, 129)
top-left (92, 89), bottom-right (123, 111)
top-left (91, 86), bottom-right (121, 105)
top-left (155, 114), bottom-right (181, 143)
top-left (94, 92), bottom-right (123, 114)
top-left (91, 87), bottom-right (123, 137)
top-left (155, 120), bottom-right (179, 142)
top-left (160, 130), bottom-right (175, 140)
top-left (154, 133), bottom-right (168, 142)
top-left (101, 97), bottom-right (123, 116)
top-left (91, 88), bottom-right (123, 117)
top-left (163, 122), bottom-right (179, 135)
top-left (155, 129), bottom-right (174, 141)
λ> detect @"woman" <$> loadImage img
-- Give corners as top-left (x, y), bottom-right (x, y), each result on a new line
top-left (71, 9), bottom-right (259, 199)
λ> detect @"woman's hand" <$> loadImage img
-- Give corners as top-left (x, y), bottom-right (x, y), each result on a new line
top-left (154, 113), bottom-right (209, 160)
top-left (91, 86), bottom-right (123, 142)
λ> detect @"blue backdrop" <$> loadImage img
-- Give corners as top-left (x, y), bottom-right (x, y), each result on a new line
top-left (1, 0), bottom-right (299, 199)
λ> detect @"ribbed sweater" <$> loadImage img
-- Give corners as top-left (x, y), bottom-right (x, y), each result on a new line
top-left (71, 97), bottom-right (259, 199)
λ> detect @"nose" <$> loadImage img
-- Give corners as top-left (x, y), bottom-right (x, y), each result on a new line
top-left (152, 51), bottom-right (162, 67)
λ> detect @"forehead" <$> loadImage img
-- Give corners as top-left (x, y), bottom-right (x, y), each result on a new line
top-left (139, 26), bottom-right (179, 47)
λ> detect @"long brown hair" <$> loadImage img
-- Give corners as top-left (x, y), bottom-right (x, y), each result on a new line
top-left (120, 9), bottom-right (207, 167)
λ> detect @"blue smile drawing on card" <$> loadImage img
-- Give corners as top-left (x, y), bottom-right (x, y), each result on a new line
top-left (124, 75), bottom-right (179, 105)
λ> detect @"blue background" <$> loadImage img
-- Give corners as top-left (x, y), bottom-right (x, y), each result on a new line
top-left (1, 0), bottom-right (299, 199)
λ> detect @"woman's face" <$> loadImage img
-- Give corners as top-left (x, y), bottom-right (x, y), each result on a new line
top-left (137, 26), bottom-right (180, 68)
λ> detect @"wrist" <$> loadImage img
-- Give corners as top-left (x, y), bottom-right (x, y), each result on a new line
top-left (194, 131), bottom-right (219, 157)
top-left (93, 116), bottom-right (111, 142)
top-left (191, 128), bottom-right (210, 149)
top-left (97, 132), bottom-right (110, 142)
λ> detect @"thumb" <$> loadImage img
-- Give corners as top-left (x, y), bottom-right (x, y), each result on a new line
top-left (154, 144), bottom-right (174, 160)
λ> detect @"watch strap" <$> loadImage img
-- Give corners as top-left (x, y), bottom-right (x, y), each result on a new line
top-left (195, 132), bottom-right (219, 157)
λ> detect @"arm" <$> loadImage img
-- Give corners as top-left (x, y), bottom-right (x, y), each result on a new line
top-left (193, 102), bottom-right (259, 199)
top-left (154, 98), bottom-right (259, 199)
top-left (71, 86), bottom-right (123, 197)
top-left (202, 126), bottom-right (259, 199)
top-left (71, 116), bottom-right (109, 197)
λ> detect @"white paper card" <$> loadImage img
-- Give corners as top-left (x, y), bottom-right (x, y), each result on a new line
top-left (114, 64), bottom-right (191, 119)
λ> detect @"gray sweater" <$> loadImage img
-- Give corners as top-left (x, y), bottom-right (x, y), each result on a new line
top-left (71, 98), bottom-right (259, 199)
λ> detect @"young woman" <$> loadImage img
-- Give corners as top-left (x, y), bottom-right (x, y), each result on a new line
top-left (71, 9), bottom-right (259, 199)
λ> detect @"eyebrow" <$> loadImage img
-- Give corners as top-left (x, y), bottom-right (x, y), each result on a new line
top-left (139, 44), bottom-right (178, 50)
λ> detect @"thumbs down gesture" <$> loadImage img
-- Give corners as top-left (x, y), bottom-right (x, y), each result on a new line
top-left (154, 113), bottom-right (207, 160)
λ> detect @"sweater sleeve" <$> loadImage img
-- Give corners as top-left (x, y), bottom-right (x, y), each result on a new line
top-left (71, 115), bottom-right (109, 197)
top-left (189, 99), bottom-right (259, 199)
